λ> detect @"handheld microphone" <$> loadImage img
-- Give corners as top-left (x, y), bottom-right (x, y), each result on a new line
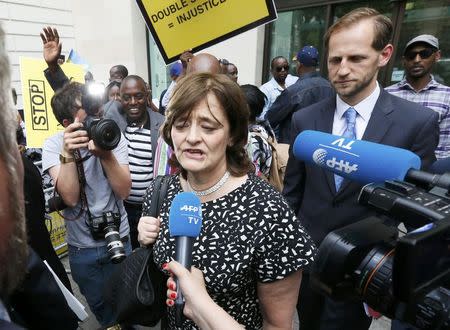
top-left (168, 192), bottom-right (202, 326)
top-left (293, 130), bottom-right (450, 191)
top-left (293, 130), bottom-right (421, 184)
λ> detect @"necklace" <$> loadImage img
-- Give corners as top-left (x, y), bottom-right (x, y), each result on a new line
top-left (187, 171), bottom-right (230, 197)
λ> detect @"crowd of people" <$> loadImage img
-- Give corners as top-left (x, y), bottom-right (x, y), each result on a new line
top-left (1, 5), bottom-right (448, 330)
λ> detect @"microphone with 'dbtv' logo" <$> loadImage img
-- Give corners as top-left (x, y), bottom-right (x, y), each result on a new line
top-left (293, 130), bottom-right (421, 184)
top-left (168, 192), bottom-right (202, 326)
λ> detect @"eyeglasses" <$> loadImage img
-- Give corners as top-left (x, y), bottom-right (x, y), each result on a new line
top-left (404, 48), bottom-right (436, 61)
top-left (275, 65), bottom-right (289, 73)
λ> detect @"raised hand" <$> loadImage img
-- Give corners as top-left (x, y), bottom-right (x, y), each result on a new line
top-left (179, 50), bottom-right (194, 70)
top-left (40, 26), bottom-right (62, 68)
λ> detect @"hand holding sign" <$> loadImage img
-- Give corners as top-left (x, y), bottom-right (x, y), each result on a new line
top-left (136, 0), bottom-right (277, 63)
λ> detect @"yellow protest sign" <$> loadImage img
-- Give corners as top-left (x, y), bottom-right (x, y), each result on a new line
top-left (46, 211), bottom-right (68, 256)
top-left (19, 58), bottom-right (85, 148)
top-left (136, 0), bottom-right (277, 63)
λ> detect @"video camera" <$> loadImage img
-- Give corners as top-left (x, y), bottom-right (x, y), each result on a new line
top-left (81, 82), bottom-right (121, 150)
top-left (311, 176), bottom-right (450, 329)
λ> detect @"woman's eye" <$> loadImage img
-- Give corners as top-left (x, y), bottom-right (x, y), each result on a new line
top-left (175, 122), bottom-right (189, 129)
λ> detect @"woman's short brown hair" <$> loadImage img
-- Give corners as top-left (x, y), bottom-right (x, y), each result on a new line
top-left (162, 72), bottom-right (252, 177)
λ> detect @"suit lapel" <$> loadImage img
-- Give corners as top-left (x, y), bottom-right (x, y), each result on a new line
top-left (361, 90), bottom-right (394, 143)
top-left (338, 89), bottom-right (394, 193)
top-left (148, 109), bottom-right (160, 156)
top-left (315, 97), bottom-right (337, 194)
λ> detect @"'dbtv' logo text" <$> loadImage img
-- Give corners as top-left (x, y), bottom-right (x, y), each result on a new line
top-left (312, 148), bottom-right (358, 174)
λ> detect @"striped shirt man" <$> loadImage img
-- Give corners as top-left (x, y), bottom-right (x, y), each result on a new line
top-left (125, 121), bottom-right (153, 204)
top-left (386, 77), bottom-right (450, 159)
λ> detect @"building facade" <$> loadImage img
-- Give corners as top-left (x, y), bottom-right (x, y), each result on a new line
top-left (2, 0), bottom-right (449, 108)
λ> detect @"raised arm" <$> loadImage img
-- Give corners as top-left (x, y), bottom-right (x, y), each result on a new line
top-left (40, 26), bottom-right (68, 90)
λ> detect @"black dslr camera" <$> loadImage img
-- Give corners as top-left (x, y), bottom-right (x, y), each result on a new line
top-left (81, 83), bottom-right (121, 151)
top-left (82, 116), bottom-right (121, 151)
top-left (88, 211), bottom-right (126, 263)
top-left (311, 175), bottom-right (450, 329)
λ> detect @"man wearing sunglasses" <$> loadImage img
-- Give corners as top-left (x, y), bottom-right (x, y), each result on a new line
top-left (267, 46), bottom-right (333, 143)
top-left (386, 34), bottom-right (450, 159)
top-left (259, 56), bottom-right (298, 120)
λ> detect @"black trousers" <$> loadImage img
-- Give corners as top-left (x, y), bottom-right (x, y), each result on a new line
top-left (298, 273), bottom-right (372, 330)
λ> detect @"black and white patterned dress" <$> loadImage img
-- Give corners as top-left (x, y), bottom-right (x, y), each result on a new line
top-left (142, 174), bottom-right (316, 329)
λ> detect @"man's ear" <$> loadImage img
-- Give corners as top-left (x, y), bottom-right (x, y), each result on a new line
top-left (435, 50), bottom-right (441, 62)
top-left (379, 44), bottom-right (394, 67)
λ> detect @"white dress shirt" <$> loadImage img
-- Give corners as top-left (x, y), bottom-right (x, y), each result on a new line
top-left (332, 82), bottom-right (381, 139)
top-left (259, 74), bottom-right (298, 120)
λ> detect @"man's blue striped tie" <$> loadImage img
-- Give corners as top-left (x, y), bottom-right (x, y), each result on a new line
top-left (334, 107), bottom-right (357, 191)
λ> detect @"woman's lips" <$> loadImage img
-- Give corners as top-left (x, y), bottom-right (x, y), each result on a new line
top-left (183, 149), bottom-right (204, 159)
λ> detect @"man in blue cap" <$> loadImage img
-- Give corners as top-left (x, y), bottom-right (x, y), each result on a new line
top-left (159, 61), bottom-right (183, 115)
top-left (267, 45), bottom-right (334, 143)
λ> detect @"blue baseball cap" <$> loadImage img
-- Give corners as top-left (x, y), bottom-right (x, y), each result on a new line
top-left (293, 46), bottom-right (319, 67)
top-left (170, 62), bottom-right (183, 77)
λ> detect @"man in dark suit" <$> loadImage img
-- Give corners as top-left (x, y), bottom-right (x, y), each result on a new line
top-left (283, 7), bottom-right (439, 330)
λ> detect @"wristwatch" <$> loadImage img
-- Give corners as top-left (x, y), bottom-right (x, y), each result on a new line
top-left (59, 153), bottom-right (75, 164)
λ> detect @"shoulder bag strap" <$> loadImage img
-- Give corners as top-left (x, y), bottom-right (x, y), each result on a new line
top-left (148, 175), bottom-right (170, 218)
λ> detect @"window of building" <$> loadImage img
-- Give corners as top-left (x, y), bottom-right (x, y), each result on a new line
top-left (266, 0), bottom-right (450, 87)
top-left (268, 6), bottom-right (326, 78)
top-left (147, 32), bottom-right (171, 106)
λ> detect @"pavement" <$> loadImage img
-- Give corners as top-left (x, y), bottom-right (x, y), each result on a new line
top-left (61, 255), bottom-right (390, 330)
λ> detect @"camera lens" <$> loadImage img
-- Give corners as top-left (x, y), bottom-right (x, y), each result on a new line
top-left (104, 226), bottom-right (126, 264)
top-left (92, 118), bottom-right (121, 150)
top-left (355, 245), bottom-right (395, 315)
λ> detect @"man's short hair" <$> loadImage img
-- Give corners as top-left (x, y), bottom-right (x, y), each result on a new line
top-left (111, 64), bottom-right (128, 78)
top-left (51, 82), bottom-right (84, 125)
top-left (120, 75), bottom-right (147, 92)
top-left (324, 7), bottom-right (393, 51)
top-left (270, 56), bottom-right (287, 69)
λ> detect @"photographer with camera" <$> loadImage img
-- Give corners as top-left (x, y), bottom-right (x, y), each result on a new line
top-left (42, 81), bottom-right (132, 327)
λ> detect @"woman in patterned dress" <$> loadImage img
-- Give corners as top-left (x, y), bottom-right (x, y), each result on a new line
top-left (138, 72), bottom-right (315, 329)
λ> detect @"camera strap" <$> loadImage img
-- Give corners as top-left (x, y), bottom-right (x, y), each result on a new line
top-left (54, 149), bottom-right (92, 221)
top-left (73, 149), bottom-right (94, 222)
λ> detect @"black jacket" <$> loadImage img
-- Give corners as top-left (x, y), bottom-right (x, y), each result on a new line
top-left (267, 72), bottom-right (334, 144)
top-left (283, 90), bottom-right (439, 245)
top-left (8, 248), bottom-right (78, 330)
